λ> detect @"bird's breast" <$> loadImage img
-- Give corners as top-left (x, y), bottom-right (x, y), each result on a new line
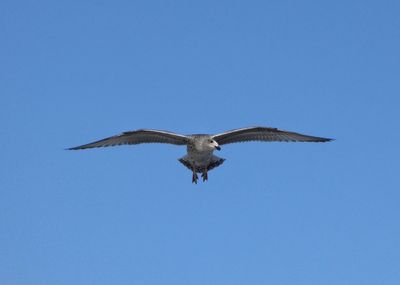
top-left (187, 148), bottom-right (213, 164)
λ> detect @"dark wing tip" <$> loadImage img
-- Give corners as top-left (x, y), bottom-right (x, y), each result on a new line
top-left (305, 137), bottom-right (334, 143)
top-left (66, 146), bottom-right (83, 150)
top-left (66, 144), bottom-right (100, 150)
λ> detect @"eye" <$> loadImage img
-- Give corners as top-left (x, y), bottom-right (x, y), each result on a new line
top-left (209, 140), bottom-right (213, 143)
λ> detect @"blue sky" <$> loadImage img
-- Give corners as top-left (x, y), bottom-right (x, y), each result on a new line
top-left (1, 0), bottom-right (399, 284)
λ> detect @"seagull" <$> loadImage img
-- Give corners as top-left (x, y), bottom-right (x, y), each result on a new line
top-left (68, 126), bottom-right (333, 183)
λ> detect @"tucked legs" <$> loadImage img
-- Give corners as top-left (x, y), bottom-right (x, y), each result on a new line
top-left (201, 169), bottom-right (208, 181)
top-left (192, 167), bottom-right (198, 184)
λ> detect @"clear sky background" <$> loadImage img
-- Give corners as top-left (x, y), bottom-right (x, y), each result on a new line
top-left (1, 1), bottom-right (399, 284)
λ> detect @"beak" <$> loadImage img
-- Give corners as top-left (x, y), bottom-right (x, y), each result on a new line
top-left (215, 145), bottom-right (221, 151)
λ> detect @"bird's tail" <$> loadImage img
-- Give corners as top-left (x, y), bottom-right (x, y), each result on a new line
top-left (207, 155), bottom-right (225, 171)
top-left (178, 155), bottom-right (225, 173)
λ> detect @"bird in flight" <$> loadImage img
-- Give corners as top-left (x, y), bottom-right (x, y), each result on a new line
top-left (68, 126), bottom-right (333, 183)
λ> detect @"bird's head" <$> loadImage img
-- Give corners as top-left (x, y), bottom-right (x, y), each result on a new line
top-left (205, 138), bottom-right (221, 151)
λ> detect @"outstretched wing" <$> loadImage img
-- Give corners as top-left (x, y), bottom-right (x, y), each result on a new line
top-left (68, 129), bottom-right (189, 150)
top-left (212, 126), bottom-right (333, 145)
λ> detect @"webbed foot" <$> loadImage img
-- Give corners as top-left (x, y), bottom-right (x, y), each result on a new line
top-left (201, 171), bottom-right (208, 181)
top-left (192, 172), bottom-right (198, 184)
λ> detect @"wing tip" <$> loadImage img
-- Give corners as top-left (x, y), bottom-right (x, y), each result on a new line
top-left (66, 146), bottom-right (83, 150)
top-left (295, 136), bottom-right (334, 143)
top-left (66, 144), bottom-right (103, 150)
